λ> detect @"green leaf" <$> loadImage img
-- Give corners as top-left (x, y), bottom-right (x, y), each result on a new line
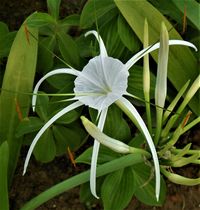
top-left (128, 65), bottom-right (156, 99)
top-left (55, 108), bottom-right (80, 124)
top-left (16, 117), bottom-right (43, 138)
top-left (26, 12), bottom-right (56, 27)
top-left (33, 129), bottom-right (56, 162)
top-left (80, 178), bottom-right (104, 203)
top-left (115, 0), bottom-right (199, 115)
top-left (59, 14), bottom-right (80, 27)
top-left (0, 22), bottom-right (38, 182)
top-left (100, 18), bottom-right (127, 59)
top-left (47, 0), bottom-right (61, 20)
top-left (57, 31), bottom-right (80, 68)
top-left (104, 105), bottom-right (131, 142)
top-left (37, 36), bottom-right (56, 72)
top-left (101, 167), bottom-right (135, 210)
top-left (132, 163), bottom-right (166, 206)
top-left (129, 133), bottom-right (145, 148)
top-left (80, 0), bottom-right (116, 28)
top-left (0, 22), bottom-right (8, 36)
top-left (0, 142), bottom-right (9, 210)
top-left (35, 92), bottom-right (49, 121)
top-left (0, 31), bottom-right (16, 58)
top-left (76, 146), bottom-right (119, 165)
top-left (118, 15), bottom-right (141, 52)
top-left (53, 124), bottom-right (86, 155)
top-left (171, 0), bottom-right (200, 30)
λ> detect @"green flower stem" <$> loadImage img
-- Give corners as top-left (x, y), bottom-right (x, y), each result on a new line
top-left (155, 23), bottom-right (169, 145)
top-left (170, 154), bottom-right (199, 167)
top-left (162, 80), bottom-right (190, 123)
top-left (172, 148), bottom-right (200, 155)
top-left (159, 125), bottom-right (182, 157)
top-left (191, 159), bottom-right (200, 164)
top-left (155, 108), bottom-right (163, 145)
top-left (162, 75), bottom-right (200, 138)
top-left (181, 116), bottom-right (200, 134)
top-left (161, 167), bottom-right (200, 186)
top-left (159, 111), bottom-right (198, 156)
top-left (143, 19), bottom-right (152, 134)
top-left (20, 154), bottom-right (144, 210)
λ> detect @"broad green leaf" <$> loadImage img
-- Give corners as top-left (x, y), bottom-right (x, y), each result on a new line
top-left (89, 105), bottom-right (131, 142)
top-left (0, 22), bottom-right (8, 36)
top-left (37, 36), bottom-right (56, 72)
top-left (80, 178), bottom-right (104, 203)
top-left (104, 105), bottom-right (131, 142)
top-left (16, 117), bottom-right (43, 138)
top-left (101, 167), bottom-right (135, 210)
top-left (129, 133), bottom-right (145, 148)
top-left (172, 0), bottom-right (200, 30)
top-left (0, 142), bottom-right (9, 210)
top-left (132, 163), bottom-right (166, 206)
top-left (59, 14), bottom-right (80, 27)
top-left (0, 31), bottom-right (16, 58)
top-left (56, 109), bottom-right (80, 124)
top-left (80, 0), bottom-right (116, 28)
top-left (148, 0), bottom-right (183, 25)
top-left (76, 146), bottom-right (119, 165)
top-left (115, 0), bottom-right (199, 115)
top-left (57, 31), bottom-right (80, 68)
top-left (47, 0), bottom-right (61, 20)
top-left (35, 92), bottom-right (49, 121)
top-left (53, 125), bottom-right (86, 155)
top-left (128, 65), bottom-right (156, 99)
top-left (26, 12), bottom-right (56, 27)
top-left (0, 22), bottom-right (38, 181)
top-left (33, 129), bottom-right (56, 162)
top-left (46, 73), bottom-right (74, 90)
top-left (76, 146), bottom-right (92, 165)
top-left (100, 18), bottom-right (127, 59)
top-left (118, 14), bottom-right (141, 52)
top-left (97, 7), bottom-right (119, 30)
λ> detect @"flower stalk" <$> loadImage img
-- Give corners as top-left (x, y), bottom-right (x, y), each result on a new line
top-left (161, 167), bottom-right (200, 186)
top-left (143, 19), bottom-right (152, 134)
top-left (155, 22), bottom-right (169, 145)
top-left (162, 74), bottom-right (200, 138)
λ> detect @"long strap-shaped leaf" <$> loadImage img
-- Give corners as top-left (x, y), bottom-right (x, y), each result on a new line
top-left (0, 22), bottom-right (38, 183)
top-left (114, 0), bottom-right (199, 115)
top-left (0, 142), bottom-right (9, 210)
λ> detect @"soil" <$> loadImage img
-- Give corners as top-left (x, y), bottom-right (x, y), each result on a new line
top-left (1, 1), bottom-right (200, 210)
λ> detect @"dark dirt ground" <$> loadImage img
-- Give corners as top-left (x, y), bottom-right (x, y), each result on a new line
top-left (1, 0), bottom-right (200, 210)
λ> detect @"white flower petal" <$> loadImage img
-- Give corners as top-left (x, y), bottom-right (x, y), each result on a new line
top-left (116, 97), bottom-right (160, 201)
top-left (125, 40), bottom-right (197, 70)
top-left (74, 56), bottom-right (128, 110)
top-left (85, 30), bottom-right (108, 57)
top-left (32, 68), bottom-right (79, 112)
top-left (23, 100), bottom-right (83, 175)
top-left (90, 108), bottom-right (108, 199)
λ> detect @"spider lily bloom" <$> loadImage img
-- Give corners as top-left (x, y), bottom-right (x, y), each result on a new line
top-left (23, 30), bottom-right (197, 201)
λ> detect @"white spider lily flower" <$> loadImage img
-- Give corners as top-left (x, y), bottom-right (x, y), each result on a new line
top-left (23, 30), bottom-right (197, 201)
